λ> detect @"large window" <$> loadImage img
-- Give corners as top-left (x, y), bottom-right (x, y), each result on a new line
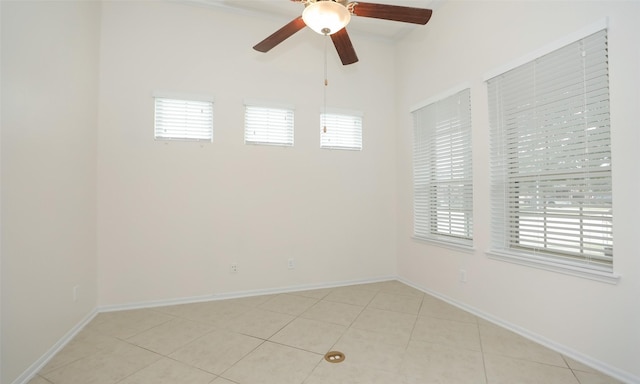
top-left (244, 103), bottom-right (294, 146)
top-left (320, 112), bottom-right (363, 150)
top-left (412, 88), bottom-right (473, 247)
top-left (487, 26), bottom-right (613, 277)
top-left (154, 96), bottom-right (213, 142)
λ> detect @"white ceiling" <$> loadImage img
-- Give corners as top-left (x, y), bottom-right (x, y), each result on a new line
top-left (192, 0), bottom-right (438, 40)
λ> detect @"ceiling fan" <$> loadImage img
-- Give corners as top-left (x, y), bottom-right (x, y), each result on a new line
top-left (253, 0), bottom-right (433, 65)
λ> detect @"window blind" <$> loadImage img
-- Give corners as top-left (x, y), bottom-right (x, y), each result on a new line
top-left (487, 29), bottom-right (613, 271)
top-left (320, 113), bottom-right (363, 150)
top-left (244, 105), bottom-right (294, 146)
top-left (154, 97), bottom-right (213, 142)
top-left (412, 88), bottom-right (473, 246)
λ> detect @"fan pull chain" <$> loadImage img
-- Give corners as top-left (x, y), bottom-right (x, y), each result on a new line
top-left (323, 35), bottom-right (328, 134)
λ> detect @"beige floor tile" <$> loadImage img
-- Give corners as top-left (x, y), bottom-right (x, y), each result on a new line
top-left (565, 357), bottom-right (624, 384)
top-left (258, 293), bottom-right (318, 316)
top-left (376, 280), bottom-right (425, 298)
top-left (349, 282), bottom-right (385, 292)
top-left (226, 294), bottom-right (276, 307)
top-left (563, 355), bottom-right (598, 373)
top-left (411, 316), bottom-right (481, 351)
top-left (32, 280), bottom-right (613, 384)
top-left (151, 301), bottom-right (205, 318)
top-left (351, 307), bottom-right (417, 342)
top-left (304, 359), bottom-right (408, 384)
top-left (27, 376), bottom-right (53, 384)
top-left (419, 294), bottom-right (477, 323)
top-left (169, 330), bottom-right (263, 375)
top-left (331, 329), bottom-right (407, 374)
top-left (127, 317), bottom-right (215, 355)
top-left (300, 300), bottom-right (364, 326)
top-left (225, 308), bottom-right (295, 339)
top-left (67, 327), bottom-right (120, 348)
top-left (86, 308), bottom-right (175, 339)
top-left (39, 329), bottom-right (120, 374)
top-left (369, 292), bottom-right (423, 314)
top-left (340, 327), bottom-right (409, 348)
top-left (42, 340), bottom-right (161, 384)
top-left (181, 301), bottom-right (254, 328)
top-left (573, 370), bottom-right (624, 384)
top-left (211, 378), bottom-right (237, 384)
top-left (221, 341), bottom-right (322, 384)
top-left (154, 300), bottom-right (253, 327)
top-left (117, 357), bottom-right (216, 384)
top-left (323, 286), bottom-right (378, 306)
top-left (400, 339), bottom-right (485, 384)
top-left (484, 354), bottom-right (579, 384)
top-left (289, 287), bottom-right (334, 299)
top-left (270, 317), bottom-right (346, 354)
top-left (479, 321), bottom-right (567, 367)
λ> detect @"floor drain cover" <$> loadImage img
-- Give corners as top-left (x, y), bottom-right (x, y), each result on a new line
top-left (324, 351), bottom-right (345, 363)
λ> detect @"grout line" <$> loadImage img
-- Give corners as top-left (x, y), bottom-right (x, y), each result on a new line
top-left (216, 338), bottom-right (268, 379)
top-left (263, 339), bottom-right (325, 357)
top-left (477, 317), bottom-right (489, 384)
top-left (30, 279), bottom-right (626, 384)
top-left (261, 311), bottom-right (299, 340)
top-left (406, 294), bottom-right (426, 349)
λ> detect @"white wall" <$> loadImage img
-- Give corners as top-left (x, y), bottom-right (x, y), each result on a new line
top-left (4, 1), bottom-right (639, 383)
top-left (0, 1), bottom-right (101, 383)
top-left (96, 1), bottom-right (398, 306)
top-left (395, 1), bottom-right (640, 381)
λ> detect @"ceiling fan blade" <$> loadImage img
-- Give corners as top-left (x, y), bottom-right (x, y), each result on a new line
top-left (350, 2), bottom-right (432, 25)
top-left (331, 28), bottom-right (359, 65)
top-left (253, 16), bottom-right (307, 53)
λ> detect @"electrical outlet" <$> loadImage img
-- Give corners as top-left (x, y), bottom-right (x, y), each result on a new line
top-left (459, 269), bottom-right (467, 283)
top-left (230, 263), bottom-right (238, 273)
top-left (287, 258), bottom-right (295, 269)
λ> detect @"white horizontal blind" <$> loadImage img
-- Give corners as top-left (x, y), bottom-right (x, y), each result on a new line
top-left (244, 105), bottom-right (294, 146)
top-left (488, 29), bottom-right (613, 271)
top-left (412, 88), bottom-right (473, 245)
top-left (320, 113), bottom-right (362, 150)
top-left (154, 97), bottom-right (213, 141)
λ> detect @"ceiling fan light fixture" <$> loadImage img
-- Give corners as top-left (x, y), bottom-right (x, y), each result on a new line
top-left (302, 1), bottom-right (351, 36)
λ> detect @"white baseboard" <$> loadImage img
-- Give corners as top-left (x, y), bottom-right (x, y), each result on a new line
top-left (11, 308), bottom-right (99, 384)
top-left (397, 276), bottom-right (638, 384)
top-left (19, 275), bottom-right (635, 384)
top-left (12, 275), bottom-right (394, 384)
top-left (98, 275), bottom-right (396, 313)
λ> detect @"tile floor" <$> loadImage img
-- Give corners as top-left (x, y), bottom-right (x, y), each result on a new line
top-left (29, 280), bottom-right (622, 384)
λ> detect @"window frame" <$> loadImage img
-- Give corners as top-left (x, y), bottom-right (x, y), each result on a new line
top-left (244, 101), bottom-right (295, 147)
top-left (411, 86), bottom-right (474, 249)
top-left (320, 109), bottom-right (363, 151)
top-left (153, 93), bottom-right (214, 142)
top-left (485, 20), bottom-right (618, 283)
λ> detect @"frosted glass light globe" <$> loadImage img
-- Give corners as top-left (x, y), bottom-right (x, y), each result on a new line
top-left (302, 1), bottom-right (351, 35)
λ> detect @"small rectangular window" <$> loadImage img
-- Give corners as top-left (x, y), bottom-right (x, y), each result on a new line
top-left (244, 104), bottom-right (294, 146)
top-left (154, 97), bottom-right (213, 142)
top-left (320, 112), bottom-right (363, 150)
